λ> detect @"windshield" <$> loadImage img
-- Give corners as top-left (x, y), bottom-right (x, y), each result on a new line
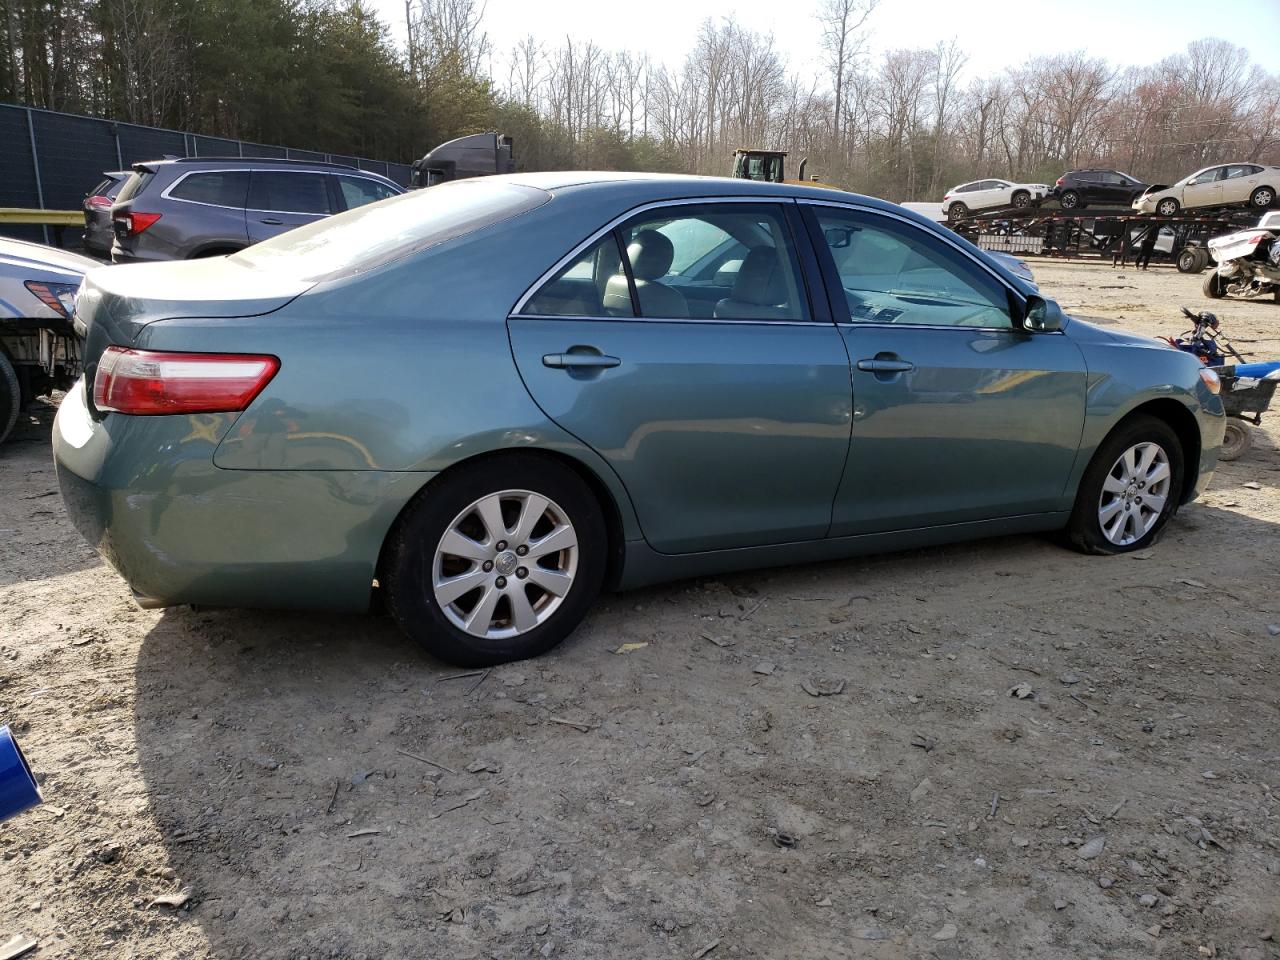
top-left (232, 179), bottom-right (550, 282)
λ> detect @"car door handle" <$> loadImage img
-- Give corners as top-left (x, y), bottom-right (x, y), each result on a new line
top-left (856, 358), bottom-right (914, 373)
top-left (542, 353), bottom-right (621, 369)
top-left (259, 217), bottom-right (284, 225)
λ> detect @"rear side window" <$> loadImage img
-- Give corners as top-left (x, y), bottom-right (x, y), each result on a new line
top-left (247, 171), bottom-right (331, 214)
top-left (336, 175), bottom-right (399, 210)
top-left (232, 179), bottom-right (549, 282)
top-left (169, 171), bottom-right (250, 207)
top-left (115, 171), bottom-right (154, 204)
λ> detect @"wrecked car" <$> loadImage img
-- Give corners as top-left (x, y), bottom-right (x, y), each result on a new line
top-left (1204, 210), bottom-right (1280, 302)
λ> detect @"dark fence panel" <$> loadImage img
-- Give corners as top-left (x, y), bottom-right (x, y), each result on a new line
top-left (0, 103), bottom-right (416, 246)
top-left (242, 142), bottom-right (287, 159)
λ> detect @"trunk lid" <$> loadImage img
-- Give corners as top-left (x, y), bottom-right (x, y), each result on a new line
top-left (74, 256), bottom-right (313, 394)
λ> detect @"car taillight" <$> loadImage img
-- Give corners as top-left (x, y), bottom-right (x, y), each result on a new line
top-left (1055, 177), bottom-right (1064, 186)
top-left (113, 211), bottom-right (161, 235)
top-left (86, 194), bottom-right (113, 209)
top-left (92, 347), bottom-right (279, 415)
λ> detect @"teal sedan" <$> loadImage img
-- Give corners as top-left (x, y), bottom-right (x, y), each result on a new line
top-left (53, 173), bottom-right (1225, 666)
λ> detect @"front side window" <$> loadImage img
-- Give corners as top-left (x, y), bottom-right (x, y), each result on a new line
top-left (1189, 167), bottom-right (1224, 185)
top-left (337, 175), bottom-right (399, 210)
top-left (169, 171), bottom-right (250, 207)
top-left (247, 171), bottom-right (331, 214)
top-left (812, 207), bottom-right (1014, 328)
top-left (617, 204), bottom-right (808, 321)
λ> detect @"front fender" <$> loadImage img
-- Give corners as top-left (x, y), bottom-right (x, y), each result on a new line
top-left (1063, 332), bottom-right (1224, 505)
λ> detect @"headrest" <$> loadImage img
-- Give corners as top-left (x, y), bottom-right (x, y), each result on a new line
top-left (626, 229), bottom-right (675, 281)
top-left (732, 247), bottom-right (787, 306)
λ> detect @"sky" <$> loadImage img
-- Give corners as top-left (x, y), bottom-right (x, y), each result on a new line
top-left (370, 0), bottom-right (1280, 82)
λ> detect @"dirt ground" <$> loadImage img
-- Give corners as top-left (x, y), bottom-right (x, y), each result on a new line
top-left (2, 259), bottom-right (1279, 960)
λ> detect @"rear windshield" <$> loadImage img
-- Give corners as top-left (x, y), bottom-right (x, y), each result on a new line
top-left (116, 170), bottom-right (154, 204)
top-left (231, 179), bottom-right (550, 282)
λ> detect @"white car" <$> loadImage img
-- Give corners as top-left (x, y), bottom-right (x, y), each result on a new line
top-left (1132, 163), bottom-right (1280, 217)
top-left (942, 179), bottom-right (1050, 219)
top-left (0, 238), bottom-right (95, 444)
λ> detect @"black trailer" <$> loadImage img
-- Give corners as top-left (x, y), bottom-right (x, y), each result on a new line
top-left (946, 207), bottom-right (1261, 272)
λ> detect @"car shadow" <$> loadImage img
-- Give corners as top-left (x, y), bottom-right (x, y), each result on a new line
top-left (0, 396), bottom-right (103, 587)
top-left (125, 501), bottom-right (1280, 958)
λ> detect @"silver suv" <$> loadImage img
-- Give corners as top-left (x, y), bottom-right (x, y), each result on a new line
top-left (110, 158), bottom-right (404, 263)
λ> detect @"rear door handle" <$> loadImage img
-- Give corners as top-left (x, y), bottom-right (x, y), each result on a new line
top-left (259, 217), bottom-right (284, 225)
top-left (542, 353), bottom-right (621, 369)
top-left (856, 358), bottom-right (914, 373)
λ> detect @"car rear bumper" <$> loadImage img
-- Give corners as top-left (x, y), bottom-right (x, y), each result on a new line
top-left (53, 380), bottom-right (431, 612)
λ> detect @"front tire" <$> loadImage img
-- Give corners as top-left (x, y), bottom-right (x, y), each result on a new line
top-left (1156, 197), bottom-right (1180, 217)
top-left (1203, 271), bottom-right (1226, 298)
top-left (1012, 191), bottom-right (1031, 209)
top-left (1066, 415), bottom-right (1184, 555)
top-left (384, 455), bottom-right (607, 667)
top-left (1250, 186), bottom-right (1275, 209)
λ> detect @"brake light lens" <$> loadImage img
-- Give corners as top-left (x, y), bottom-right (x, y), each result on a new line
top-left (1055, 177), bottom-right (1064, 186)
top-left (92, 347), bottom-right (279, 415)
top-left (86, 194), bottom-right (114, 209)
top-left (113, 211), bottom-right (161, 235)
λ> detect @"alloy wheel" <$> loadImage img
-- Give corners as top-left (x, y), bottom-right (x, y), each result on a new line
top-left (1157, 199), bottom-right (1178, 217)
top-left (432, 490), bottom-right (578, 639)
top-left (1253, 187), bottom-right (1274, 207)
top-left (1097, 441), bottom-right (1171, 546)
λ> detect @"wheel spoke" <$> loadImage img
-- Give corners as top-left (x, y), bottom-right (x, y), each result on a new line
top-left (1102, 473), bottom-right (1127, 495)
top-left (439, 529), bottom-right (490, 563)
top-left (435, 568), bottom-right (488, 606)
top-left (526, 524), bottom-right (577, 559)
top-left (1098, 498), bottom-right (1124, 524)
top-left (1104, 511), bottom-right (1127, 542)
top-left (1145, 461), bottom-right (1170, 488)
top-left (474, 495), bottom-right (508, 544)
top-left (464, 585), bottom-right (501, 636)
top-left (1134, 443), bottom-right (1157, 477)
top-left (508, 587), bottom-right (538, 632)
top-left (510, 493), bottom-right (549, 546)
top-left (1121, 447), bottom-right (1138, 480)
top-left (1142, 492), bottom-right (1166, 516)
top-left (526, 566), bottom-right (573, 597)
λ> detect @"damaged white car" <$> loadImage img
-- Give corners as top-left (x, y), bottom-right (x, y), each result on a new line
top-left (1133, 163), bottom-right (1280, 217)
top-left (1203, 211), bottom-right (1280, 302)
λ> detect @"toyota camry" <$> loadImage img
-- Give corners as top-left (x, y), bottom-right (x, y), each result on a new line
top-left (54, 173), bottom-right (1225, 666)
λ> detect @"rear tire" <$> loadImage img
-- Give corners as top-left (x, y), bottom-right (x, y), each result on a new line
top-left (948, 202), bottom-right (969, 221)
top-left (1219, 420), bottom-right (1251, 461)
top-left (0, 352), bottom-right (19, 445)
top-left (1065, 415), bottom-right (1184, 555)
top-left (1250, 186), bottom-right (1275, 209)
top-left (1059, 190), bottom-right (1081, 210)
top-left (1177, 247), bottom-right (1200, 273)
top-left (1203, 271), bottom-right (1226, 298)
top-left (384, 454), bottom-right (607, 667)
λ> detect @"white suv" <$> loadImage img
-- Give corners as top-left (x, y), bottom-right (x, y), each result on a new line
top-left (943, 179), bottom-right (1050, 220)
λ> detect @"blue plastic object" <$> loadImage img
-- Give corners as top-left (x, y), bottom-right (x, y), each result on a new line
top-left (1232, 361), bottom-right (1280, 379)
top-left (0, 725), bottom-right (41, 822)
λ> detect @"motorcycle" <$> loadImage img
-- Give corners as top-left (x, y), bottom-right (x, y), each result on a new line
top-left (1204, 211), bottom-right (1280, 302)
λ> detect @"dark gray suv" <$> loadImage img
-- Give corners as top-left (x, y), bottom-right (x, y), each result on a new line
top-left (110, 158), bottom-right (404, 263)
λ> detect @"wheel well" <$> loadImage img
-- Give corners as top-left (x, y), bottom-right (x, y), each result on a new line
top-left (187, 245), bottom-right (243, 259)
top-left (374, 448), bottom-right (627, 601)
top-left (1012, 189), bottom-right (1029, 198)
top-left (1116, 399), bottom-right (1201, 505)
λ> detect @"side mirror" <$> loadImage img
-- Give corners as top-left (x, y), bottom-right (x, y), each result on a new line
top-left (1023, 295), bottom-right (1063, 333)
